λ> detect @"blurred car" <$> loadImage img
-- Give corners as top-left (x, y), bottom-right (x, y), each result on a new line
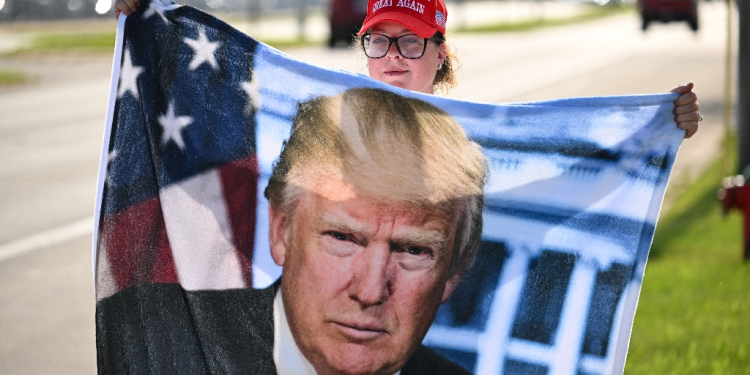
top-left (638, 0), bottom-right (698, 31)
top-left (0, 0), bottom-right (105, 21)
top-left (328, 0), bottom-right (367, 48)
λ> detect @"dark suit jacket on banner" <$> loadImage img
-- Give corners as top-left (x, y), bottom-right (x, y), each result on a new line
top-left (95, 283), bottom-right (471, 375)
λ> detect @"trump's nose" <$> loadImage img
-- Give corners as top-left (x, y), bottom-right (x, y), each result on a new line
top-left (349, 244), bottom-right (392, 307)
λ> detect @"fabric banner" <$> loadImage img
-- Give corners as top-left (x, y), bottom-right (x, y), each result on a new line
top-left (93, 1), bottom-right (683, 374)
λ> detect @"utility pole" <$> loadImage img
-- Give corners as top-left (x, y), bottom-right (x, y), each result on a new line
top-left (721, 0), bottom-right (750, 259)
top-left (738, 0), bottom-right (750, 175)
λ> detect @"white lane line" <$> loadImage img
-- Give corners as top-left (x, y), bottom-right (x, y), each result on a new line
top-left (0, 217), bottom-right (93, 262)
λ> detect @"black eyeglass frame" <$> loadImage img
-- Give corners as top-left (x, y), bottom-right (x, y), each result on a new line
top-left (361, 33), bottom-right (444, 60)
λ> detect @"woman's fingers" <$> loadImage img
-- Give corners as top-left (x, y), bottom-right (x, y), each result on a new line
top-left (669, 83), bottom-right (700, 139)
top-left (674, 90), bottom-right (698, 107)
top-left (670, 82), bottom-right (694, 95)
top-left (114, 0), bottom-right (142, 19)
top-left (677, 120), bottom-right (699, 139)
top-left (674, 101), bottom-right (700, 116)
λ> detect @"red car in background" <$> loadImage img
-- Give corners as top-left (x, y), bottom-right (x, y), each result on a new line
top-left (328, 0), bottom-right (368, 47)
top-left (638, 0), bottom-right (699, 31)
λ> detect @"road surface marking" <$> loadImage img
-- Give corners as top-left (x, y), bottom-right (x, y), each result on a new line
top-left (0, 217), bottom-right (93, 262)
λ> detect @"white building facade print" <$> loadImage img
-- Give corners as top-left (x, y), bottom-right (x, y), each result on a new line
top-left (421, 111), bottom-right (674, 375)
top-left (250, 80), bottom-right (680, 375)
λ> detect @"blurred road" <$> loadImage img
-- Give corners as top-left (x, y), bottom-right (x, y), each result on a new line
top-left (0, 2), bottom-right (735, 373)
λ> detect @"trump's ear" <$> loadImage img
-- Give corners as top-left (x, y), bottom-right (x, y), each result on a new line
top-left (441, 273), bottom-right (462, 304)
top-left (268, 203), bottom-right (288, 267)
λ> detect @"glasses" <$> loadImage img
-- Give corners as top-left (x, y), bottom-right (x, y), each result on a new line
top-left (361, 33), bottom-right (440, 59)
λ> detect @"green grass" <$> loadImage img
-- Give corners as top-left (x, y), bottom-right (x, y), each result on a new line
top-left (265, 5), bottom-right (632, 48)
top-left (459, 4), bottom-right (634, 33)
top-left (5, 32), bottom-right (116, 55)
top-left (2, 4), bottom-right (630, 53)
top-left (0, 69), bottom-right (27, 85)
top-left (33, 32), bottom-right (116, 50)
top-left (625, 135), bottom-right (750, 374)
top-left (262, 38), bottom-right (324, 50)
top-left (6, 30), bottom-right (311, 53)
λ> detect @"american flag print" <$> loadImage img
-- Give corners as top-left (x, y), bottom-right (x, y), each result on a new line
top-left (95, 0), bottom-right (261, 299)
top-left (435, 10), bottom-right (446, 29)
top-left (94, 1), bottom-right (684, 374)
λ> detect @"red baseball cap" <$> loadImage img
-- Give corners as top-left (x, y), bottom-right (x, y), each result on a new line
top-left (358, 0), bottom-right (448, 39)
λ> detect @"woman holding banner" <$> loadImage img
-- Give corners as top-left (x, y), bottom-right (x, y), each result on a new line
top-left (113, 0), bottom-right (701, 138)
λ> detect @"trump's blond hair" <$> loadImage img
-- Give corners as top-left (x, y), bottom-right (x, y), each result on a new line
top-left (265, 88), bottom-right (487, 276)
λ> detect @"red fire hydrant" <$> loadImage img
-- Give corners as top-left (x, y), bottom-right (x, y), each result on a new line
top-left (718, 175), bottom-right (750, 260)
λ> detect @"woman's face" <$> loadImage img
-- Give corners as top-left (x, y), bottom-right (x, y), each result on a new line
top-left (366, 21), bottom-right (446, 95)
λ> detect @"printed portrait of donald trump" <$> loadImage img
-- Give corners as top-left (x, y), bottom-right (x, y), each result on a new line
top-left (263, 87), bottom-right (488, 375)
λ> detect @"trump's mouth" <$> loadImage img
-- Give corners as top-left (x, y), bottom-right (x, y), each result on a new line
top-left (334, 321), bottom-right (388, 341)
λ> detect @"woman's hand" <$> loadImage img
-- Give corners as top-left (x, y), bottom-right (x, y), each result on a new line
top-left (114, 0), bottom-right (142, 19)
top-left (671, 82), bottom-right (701, 139)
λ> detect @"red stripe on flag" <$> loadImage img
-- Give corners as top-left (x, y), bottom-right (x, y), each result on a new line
top-left (219, 154), bottom-right (259, 287)
top-left (100, 197), bottom-right (179, 291)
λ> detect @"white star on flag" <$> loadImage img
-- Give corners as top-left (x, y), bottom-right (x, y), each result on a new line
top-left (118, 50), bottom-right (143, 99)
top-left (184, 29), bottom-right (220, 71)
top-left (142, 0), bottom-right (177, 24)
top-left (106, 149), bottom-right (118, 185)
top-left (240, 71), bottom-right (260, 112)
top-left (158, 102), bottom-right (193, 150)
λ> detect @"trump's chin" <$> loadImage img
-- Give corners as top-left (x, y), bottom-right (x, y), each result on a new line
top-left (312, 341), bottom-right (405, 375)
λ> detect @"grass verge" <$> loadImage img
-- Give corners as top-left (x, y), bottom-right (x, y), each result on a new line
top-left (266, 5), bottom-right (632, 48)
top-left (3, 4), bottom-right (632, 54)
top-left (5, 30), bottom-right (314, 54)
top-left (33, 32), bottom-right (116, 51)
top-left (6, 32), bottom-right (116, 56)
top-left (261, 38), bottom-right (324, 50)
top-left (625, 134), bottom-right (749, 374)
top-left (0, 69), bottom-right (27, 85)
top-left (458, 4), bottom-right (634, 33)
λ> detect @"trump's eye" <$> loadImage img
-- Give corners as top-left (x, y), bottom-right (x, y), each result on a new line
top-left (327, 231), bottom-right (350, 242)
top-left (406, 247), bottom-right (424, 255)
top-left (395, 245), bottom-right (435, 270)
top-left (404, 246), bottom-right (432, 257)
top-left (321, 230), bottom-right (358, 257)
